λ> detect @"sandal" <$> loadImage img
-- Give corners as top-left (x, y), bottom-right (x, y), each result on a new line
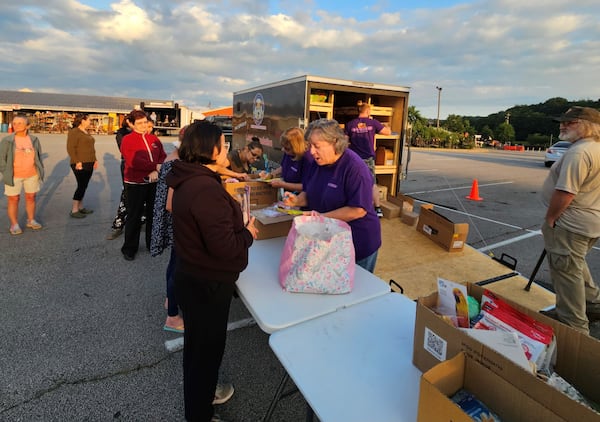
top-left (9, 224), bottom-right (23, 235)
top-left (163, 324), bottom-right (184, 333)
top-left (27, 220), bottom-right (42, 230)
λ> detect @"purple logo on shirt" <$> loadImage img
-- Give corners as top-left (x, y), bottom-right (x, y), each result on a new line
top-left (327, 182), bottom-right (338, 188)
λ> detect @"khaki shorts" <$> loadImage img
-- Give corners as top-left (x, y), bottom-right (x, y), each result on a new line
top-left (4, 175), bottom-right (41, 196)
top-left (363, 157), bottom-right (376, 184)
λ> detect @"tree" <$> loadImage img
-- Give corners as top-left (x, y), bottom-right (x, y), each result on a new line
top-left (481, 125), bottom-right (494, 140)
top-left (445, 114), bottom-right (466, 133)
top-left (495, 122), bottom-right (515, 144)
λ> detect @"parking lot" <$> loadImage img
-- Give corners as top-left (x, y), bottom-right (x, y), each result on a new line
top-left (1, 136), bottom-right (598, 421)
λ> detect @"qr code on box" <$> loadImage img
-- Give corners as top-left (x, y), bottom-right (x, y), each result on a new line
top-left (424, 327), bottom-right (447, 361)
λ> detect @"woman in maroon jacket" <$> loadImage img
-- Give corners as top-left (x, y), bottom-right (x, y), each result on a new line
top-left (166, 121), bottom-right (257, 422)
top-left (120, 110), bottom-right (166, 260)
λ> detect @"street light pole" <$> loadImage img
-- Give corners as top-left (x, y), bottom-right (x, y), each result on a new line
top-left (435, 86), bottom-right (442, 128)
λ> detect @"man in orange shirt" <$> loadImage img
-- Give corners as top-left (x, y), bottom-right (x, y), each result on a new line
top-left (0, 114), bottom-right (45, 235)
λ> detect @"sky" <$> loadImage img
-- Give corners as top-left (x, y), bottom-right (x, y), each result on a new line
top-left (1, 0), bottom-right (599, 119)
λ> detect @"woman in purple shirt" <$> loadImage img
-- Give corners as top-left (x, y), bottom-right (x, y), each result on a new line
top-left (270, 127), bottom-right (313, 192)
top-left (283, 119), bottom-right (382, 273)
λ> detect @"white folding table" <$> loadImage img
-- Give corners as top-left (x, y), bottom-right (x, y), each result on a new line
top-left (236, 237), bottom-right (391, 333)
top-left (269, 293), bottom-right (421, 422)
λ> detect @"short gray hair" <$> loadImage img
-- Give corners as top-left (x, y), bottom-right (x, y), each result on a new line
top-left (304, 118), bottom-right (348, 154)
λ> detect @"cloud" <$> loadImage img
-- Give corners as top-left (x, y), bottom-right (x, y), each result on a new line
top-left (0, 0), bottom-right (598, 118)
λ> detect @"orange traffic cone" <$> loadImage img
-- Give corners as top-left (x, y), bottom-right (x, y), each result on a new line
top-left (7, 123), bottom-right (13, 133)
top-left (466, 179), bottom-right (483, 201)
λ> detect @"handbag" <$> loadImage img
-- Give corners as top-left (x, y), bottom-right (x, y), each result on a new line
top-left (279, 213), bottom-right (355, 294)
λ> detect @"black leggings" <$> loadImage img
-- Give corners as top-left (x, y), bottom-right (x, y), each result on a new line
top-left (70, 162), bottom-right (94, 201)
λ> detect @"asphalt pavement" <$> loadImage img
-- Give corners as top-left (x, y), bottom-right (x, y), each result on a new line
top-left (0, 134), bottom-right (304, 422)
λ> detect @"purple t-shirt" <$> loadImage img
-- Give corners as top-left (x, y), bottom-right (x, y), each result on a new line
top-left (345, 117), bottom-right (386, 159)
top-left (280, 150), bottom-right (314, 184)
top-left (302, 149), bottom-right (381, 260)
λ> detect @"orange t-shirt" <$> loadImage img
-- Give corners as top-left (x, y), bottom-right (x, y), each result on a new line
top-left (13, 134), bottom-right (37, 178)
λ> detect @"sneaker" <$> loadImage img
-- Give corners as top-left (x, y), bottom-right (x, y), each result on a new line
top-left (26, 219), bottom-right (42, 230)
top-left (9, 224), bottom-right (23, 235)
top-left (70, 210), bottom-right (86, 218)
top-left (79, 208), bottom-right (94, 214)
top-left (375, 206), bottom-right (384, 218)
top-left (213, 383), bottom-right (234, 405)
top-left (106, 228), bottom-right (123, 240)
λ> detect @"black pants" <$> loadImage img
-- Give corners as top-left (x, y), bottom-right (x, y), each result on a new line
top-left (175, 269), bottom-right (234, 422)
top-left (70, 163), bottom-right (94, 201)
top-left (121, 183), bottom-right (155, 256)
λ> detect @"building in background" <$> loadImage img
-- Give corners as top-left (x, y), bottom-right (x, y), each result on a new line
top-left (0, 91), bottom-right (197, 135)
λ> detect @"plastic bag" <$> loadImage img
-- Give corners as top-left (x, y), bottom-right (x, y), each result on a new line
top-left (279, 213), bottom-right (355, 294)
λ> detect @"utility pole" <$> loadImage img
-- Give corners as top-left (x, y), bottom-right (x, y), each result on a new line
top-left (435, 86), bottom-right (442, 128)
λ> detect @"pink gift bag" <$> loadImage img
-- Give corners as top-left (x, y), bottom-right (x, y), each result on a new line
top-left (279, 213), bottom-right (355, 294)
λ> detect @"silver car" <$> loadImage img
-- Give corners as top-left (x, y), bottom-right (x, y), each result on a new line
top-left (544, 141), bottom-right (572, 167)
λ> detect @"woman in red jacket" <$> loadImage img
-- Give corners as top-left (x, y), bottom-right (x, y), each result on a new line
top-left (119, 110), bottom-right (166, 261)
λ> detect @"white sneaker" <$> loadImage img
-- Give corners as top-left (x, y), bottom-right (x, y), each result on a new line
top-left (213, 383), bottom-right (234, 405)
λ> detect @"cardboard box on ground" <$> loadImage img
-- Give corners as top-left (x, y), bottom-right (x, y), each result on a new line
top-left (418, 352), bottom-right (567, 422)
top-left (224, 181), bottom-right (293, 240)
top-left (416, 205), bottom-right (469, 252)
top-left (380, 193), bottom-right (416, 221)
top-left (413, 282), bottom-right (600, 421)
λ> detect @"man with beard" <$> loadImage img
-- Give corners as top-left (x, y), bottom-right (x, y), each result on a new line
top-left (542, 106), bottom-right (600, 335)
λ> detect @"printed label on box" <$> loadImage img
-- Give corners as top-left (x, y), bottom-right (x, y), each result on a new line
top-left (424, 327), bottom-right (447, 361)
top-left (452, 240), bottom-right (464, 249)
top-left (423, 224), bottom-right (433, 235)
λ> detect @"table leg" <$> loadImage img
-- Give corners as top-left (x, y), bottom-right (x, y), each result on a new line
top-left (263, 372), bottom-right (290, 422)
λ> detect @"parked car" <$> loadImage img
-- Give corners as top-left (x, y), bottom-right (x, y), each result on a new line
top-left (544, 141), bottom-right (572, 167)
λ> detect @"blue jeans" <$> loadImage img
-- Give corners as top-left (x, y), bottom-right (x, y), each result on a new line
top-left (356, 250), bottom-right (379, 273)
top-left (166, 248), bottom-right (178, 317)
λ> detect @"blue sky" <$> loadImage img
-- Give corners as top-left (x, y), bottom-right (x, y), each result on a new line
top-left (1, 0), bottom-right (599, 118)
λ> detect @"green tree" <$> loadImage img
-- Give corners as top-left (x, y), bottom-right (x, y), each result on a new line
top-left (481, 125), bottom-right (494, 140)
top-left (495, 122), bottom-right (515, 144)
top-left (445, 114), bottom-right (466, 133)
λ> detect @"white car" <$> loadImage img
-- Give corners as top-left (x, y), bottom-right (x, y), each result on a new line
top-left (544, 141), bottom-right (572, 167)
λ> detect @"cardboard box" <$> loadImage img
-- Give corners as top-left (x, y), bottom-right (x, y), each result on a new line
top-left (416, 206), bottom-right (468, 252)
top-left (418, 352), bottom-right (566, 422)
top-left (413, 283), bottom-right (600, 421)
top-left (379, 200), bottom-right (401, 219)
top-left (250, 207), bottom-right (294, 240)
top-left (401, 210), bottom-right (419, 226)
top-left (376, 185), bottom-right (388, 202)
top-left (224, 181), bottom-right (277, 209)
top-left (385, 193), bottom-right (414, 215)
top-left (224, 181), bottom-right (292, 240)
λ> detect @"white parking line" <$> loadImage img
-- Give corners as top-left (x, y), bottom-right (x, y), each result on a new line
top-left (477, 231), bottom-right (541, 252)
top-left (407, 181), bottom-right (513, 195)
top-left (164, 317), bottom-right (256, 353)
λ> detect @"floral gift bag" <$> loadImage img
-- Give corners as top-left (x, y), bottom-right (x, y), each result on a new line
top-left (279, 213), bottom-right (355, 294)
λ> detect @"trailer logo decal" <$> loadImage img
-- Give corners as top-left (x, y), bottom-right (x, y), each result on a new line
top-left (253, 93), bottom-right (265, 126)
